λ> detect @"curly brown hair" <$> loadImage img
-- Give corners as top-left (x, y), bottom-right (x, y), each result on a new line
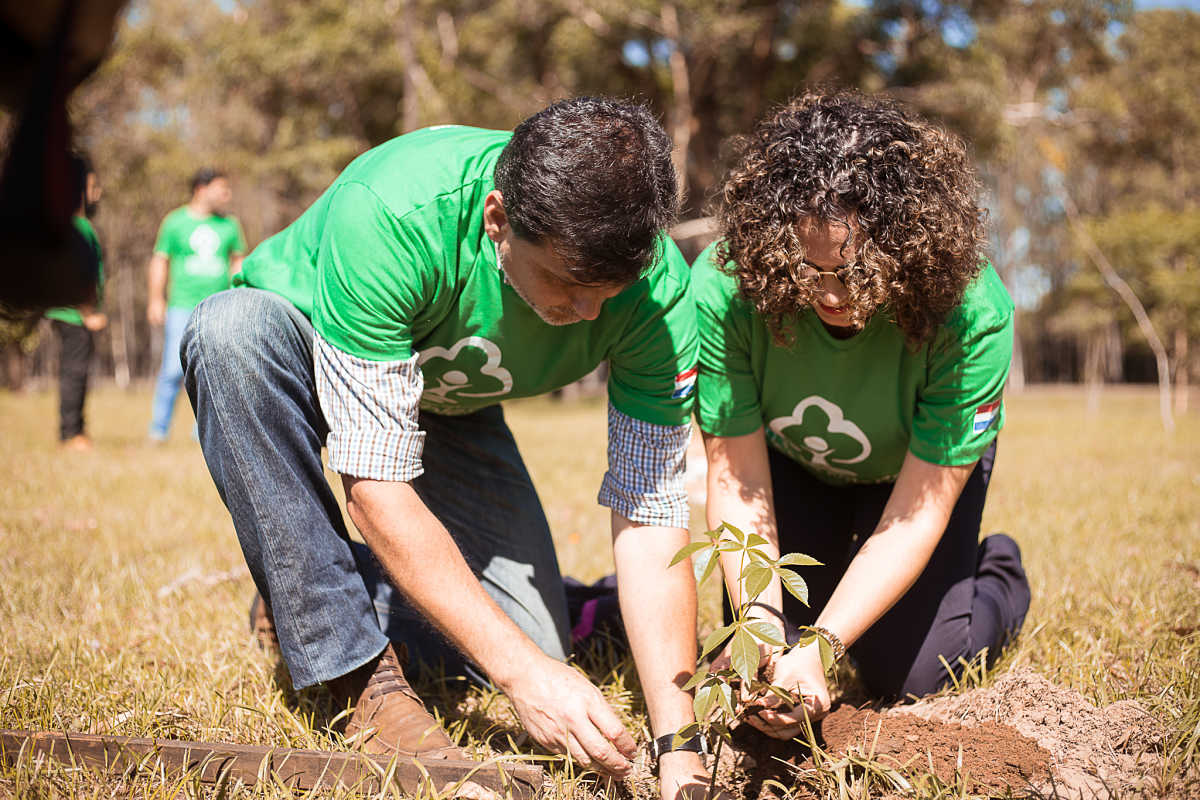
top-left (716, 90), bottom-right (987, 345)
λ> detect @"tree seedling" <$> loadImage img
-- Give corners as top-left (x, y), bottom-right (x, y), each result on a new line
top-left (668, 522), bottom-right (833, 800)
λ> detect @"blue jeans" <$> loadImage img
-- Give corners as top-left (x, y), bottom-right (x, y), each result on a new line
top-left (181, 288), bottom-right (571, 690)
top-left (149, 307), bottom-right (194, 439)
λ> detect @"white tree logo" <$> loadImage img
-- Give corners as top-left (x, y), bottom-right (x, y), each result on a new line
top-left (183, 224), bottom-right (225, 277)
top-left (767, 395), bottom-right (872, 479)
top-left (417, 336), bottom-right (513, 411)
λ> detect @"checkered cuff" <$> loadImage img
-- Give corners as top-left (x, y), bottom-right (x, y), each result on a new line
top-left (598, 402), bottom-right (691, 529)
top-left (314, 335), bottom-right (426, 482)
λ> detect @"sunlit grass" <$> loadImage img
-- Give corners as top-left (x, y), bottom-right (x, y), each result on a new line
top-left (1, 384), bottom-right (1197, 797)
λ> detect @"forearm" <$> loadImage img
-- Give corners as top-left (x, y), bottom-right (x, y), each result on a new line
top-left (147, 255), bottom-right (167, 303)
top-left (612, 514), bottom-right (696, 736)
top-left (704, 430), bottom-right (783, 625)
top-left (344, 476), bottom-right (542, 691)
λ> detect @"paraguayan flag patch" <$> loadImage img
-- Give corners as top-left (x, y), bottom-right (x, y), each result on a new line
top-left (672, 366), bottom-right (698, 399)
top-left (973, 398), bottom-right (1001, 433)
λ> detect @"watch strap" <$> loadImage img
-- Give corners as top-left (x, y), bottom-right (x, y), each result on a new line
top-left (648, 732), bottom-right (709, 761)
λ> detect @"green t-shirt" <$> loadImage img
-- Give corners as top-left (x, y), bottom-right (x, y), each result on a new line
top-left (154, 207), bottom-right (247, 310)
top-left (694, 242), bottom-right (1013, 486)
top-left (45, 216), bottom-right (104, 326)
top-left (240, 125), bottom-right (697, 426)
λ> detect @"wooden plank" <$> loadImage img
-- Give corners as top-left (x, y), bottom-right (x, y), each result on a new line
top-left (0, 729), bottom-right (543, 798)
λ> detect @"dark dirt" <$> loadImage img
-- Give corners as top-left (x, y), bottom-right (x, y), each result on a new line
top-left (820, 704), bottom-right (1050, 790)
top-left (720, 703), bottom-right (1050, 798)
top-left (714, 668), bottom-right (1165, 799)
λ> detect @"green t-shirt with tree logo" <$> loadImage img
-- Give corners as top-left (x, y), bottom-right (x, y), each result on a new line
top-left (154, 207), bottom-right (247, 310)
top-left (45, 216), bottom-right (104, 326)
top-left (693, 242), bottom-right (1013, 486)
top-left (239, 125), bottom-right (697, 426)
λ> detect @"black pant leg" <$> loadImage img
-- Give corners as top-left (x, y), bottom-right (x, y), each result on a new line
top-left (766, 447), bottom-right (862, 629)
top-left (848, 443), bottom-right (1005, 700)
top-left (54, 321), bottom-right (92, 440)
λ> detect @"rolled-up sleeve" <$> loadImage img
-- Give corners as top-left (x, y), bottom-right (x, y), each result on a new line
top-left (314, 334), bottom-right (426, 481)
top-left (598, 401), bottom-right (691, 529)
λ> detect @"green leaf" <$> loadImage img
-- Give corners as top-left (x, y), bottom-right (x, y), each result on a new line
top-left (673, 723), bottom-right (701, 746)
top-left (790, 632), bottom-right (818, 650)
top-left (765, 684), bottom-right (794, 703)
top-left (817, 633), bottom-right (836, 672)
top-left (716, 682), bottom-right (736, 722)
top-left (729, 628), bottom-right (760, 684)
top-left (744, 620), bottom-right (785, 647)
top-left (716, 540), bottom-right (745, 554)
top-left (719, 521), bottom-right (746, 542)
top-left (779, 568), bottom-right (810, 606)
top-left (745, 533), bottom-right (769, 548)
top-left (742, 564), bottom-right (773, 600)
top-left (694, 683), bottom-right (718, 722)
top-left (776, 553), bottom-right (823, 568)
top-left (699, 624), bottom-right (734, 661)
top-left (682, 668), bottom-right (709, 691)
top-left (693, 548), bottom-right (718, 585)
top-left (746, 547), bottom-right (772, 567)
top-left (669, 541), bottom-right (711, 567)
top-left (700, 548), bottom-right (723, 585)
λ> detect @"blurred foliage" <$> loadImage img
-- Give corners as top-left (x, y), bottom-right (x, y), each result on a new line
top-left (1, 0), bottom-right (1195, 396)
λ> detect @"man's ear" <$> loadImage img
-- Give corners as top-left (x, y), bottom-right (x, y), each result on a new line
top-left (483, 190), bottom-right (508, 243)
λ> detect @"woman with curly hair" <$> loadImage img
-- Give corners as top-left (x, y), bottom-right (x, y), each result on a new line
top-left (694, 90), bottom-right (1031, 735)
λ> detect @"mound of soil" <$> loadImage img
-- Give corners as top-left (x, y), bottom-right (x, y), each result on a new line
top-left (723, 705), bottom-right (1049, 797)
top-left (903, 668), bottom-right (1162, 797)
top-left (820, 704), bottom-right (1049, 791)
top-left (720, 668), bottom-right (1163, 799)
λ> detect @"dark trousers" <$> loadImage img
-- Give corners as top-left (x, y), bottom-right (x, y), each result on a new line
top-left (767, 442), bottom-right (1030, 701)
top-left (53, 320), bottom-right (93, 440)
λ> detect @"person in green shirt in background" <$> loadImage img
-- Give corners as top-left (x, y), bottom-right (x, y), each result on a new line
top-left (45, 152), bottom-right (107, 451)
top-left (146, 168), bottom-right (246, 442)
top-left (696, 91), bottom-right (1031, 737)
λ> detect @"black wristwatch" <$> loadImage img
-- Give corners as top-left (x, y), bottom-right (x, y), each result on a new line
top-left (648, 732), bottom-right (709, 762)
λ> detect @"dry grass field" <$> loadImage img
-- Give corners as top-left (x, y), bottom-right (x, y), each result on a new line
top-left (1, 384), bottom-right (1197, 798)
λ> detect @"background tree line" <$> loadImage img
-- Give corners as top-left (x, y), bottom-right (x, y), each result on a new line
top-left (1, 0), bottom-right (1196, 415)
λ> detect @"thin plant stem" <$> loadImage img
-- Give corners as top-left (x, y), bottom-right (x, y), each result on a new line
top-left (705, 734), bottom-right (724, 800)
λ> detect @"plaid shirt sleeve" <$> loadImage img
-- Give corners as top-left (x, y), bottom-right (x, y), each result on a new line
top-left (313, 334), bottom-right (426, 482)
top-left (598, 401), bottom-right (691, 529)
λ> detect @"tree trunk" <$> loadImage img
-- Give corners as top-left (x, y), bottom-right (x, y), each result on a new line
top-left (1175, 326), bottom-right (1189, 415)
top-left (1084, 329), bottom-right (1103, 415)
top-left (660, 4), bottom-right (692, 201)
top-left (1059, 187), bottom-right (1174, 434)
top-left (1008, 318), bottom-right (1026, 393)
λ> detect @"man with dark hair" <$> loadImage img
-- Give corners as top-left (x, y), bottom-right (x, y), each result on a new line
top-left (44, 152), bottom-right (106, 450)
top-left (182, 98), bottom-right (712, 798)
top-left (146, 167), bottom-right (246, 442)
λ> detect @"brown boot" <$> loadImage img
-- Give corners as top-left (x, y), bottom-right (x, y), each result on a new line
top-left (248, 592), bottom-right (280, 654)
top-left (328, 642), bottom-right (466, 759)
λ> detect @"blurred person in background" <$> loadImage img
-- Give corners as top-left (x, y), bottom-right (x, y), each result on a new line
top-left (695, 91), bottom-right (1031, 737)
top-left (44, 151), bottom-right (106, 451)
top-left (146, 167), bottom-right (246, 443)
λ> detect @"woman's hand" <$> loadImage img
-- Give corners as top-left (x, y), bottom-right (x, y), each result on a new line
top-left (745, 639), bottom-right (830, 739)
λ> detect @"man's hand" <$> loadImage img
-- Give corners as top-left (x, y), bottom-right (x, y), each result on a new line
top-left (745, 639), bottom-right (830, 739)
top-left (502, 655), bottom-right (636, 777)
top-left (657, 751), bottom-right (728, 800)
top-left (82, 312), bottom-right (107, 331)
top-left (147, 296), bottom-right (165, 326)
